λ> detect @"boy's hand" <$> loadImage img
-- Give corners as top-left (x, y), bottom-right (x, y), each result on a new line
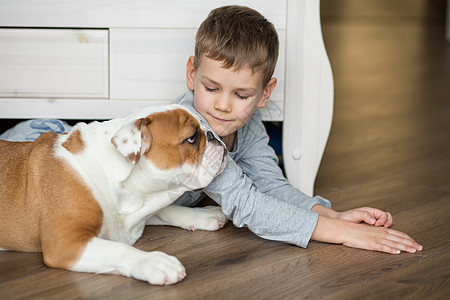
top-left (337, 207), bottom-right (393, 227)
top-left (342, 222), bottom-right (423, 254)
top-left (312, 216), bottom-right (423, 254)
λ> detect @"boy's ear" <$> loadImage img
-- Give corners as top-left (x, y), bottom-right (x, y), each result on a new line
top-left (186, 56), bottom-right (196, 91)
top-left (257, 77), bottom-right (277, 109)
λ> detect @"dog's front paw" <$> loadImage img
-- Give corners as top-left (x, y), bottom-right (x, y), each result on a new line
top-left (134, 251), bottom-right (186, 285)
top-left (187, 206), bottom-right (228, 231)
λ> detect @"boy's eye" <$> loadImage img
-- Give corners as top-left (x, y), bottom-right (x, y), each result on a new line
top-left (236, 93), bottom-right (250, 100)
top-left (205, 86), bottom-right (217, 93)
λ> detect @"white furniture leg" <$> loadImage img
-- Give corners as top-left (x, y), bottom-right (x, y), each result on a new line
top-left (283, 0), bottom-right (334, 196)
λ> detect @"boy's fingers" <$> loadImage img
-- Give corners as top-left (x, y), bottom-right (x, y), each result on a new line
top-left (376, 243), bottom-right (402, 254)
top-left (370, 238), bottom-right (411, 255)
top-left (373, 210), bottom-right (391, 227)
top-left (387, 228), bottom-right (413, 240)
top-left (374, 218), bottom-right (386, 227)
top-left (379, 239), bottom-right (417, 254)
top-left (352, 211), bottom-right (375, 224)
top-left (384, 212), bottom-right (394, 227)
top-left (373, 210), bottom-right (385, 226)
top-left (384, 229), bottom-right (423, 252)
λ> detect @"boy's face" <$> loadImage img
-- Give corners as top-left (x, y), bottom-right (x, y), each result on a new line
top-left (186, 55), bottom-right (277, 138)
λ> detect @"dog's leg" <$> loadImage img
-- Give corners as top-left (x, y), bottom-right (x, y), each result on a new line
top-left (147, 205), bottom-right (228, 231)
top-left (70, 237), bottom-right (186, 285)
top-left (41, 230), bottom-right (186, 285)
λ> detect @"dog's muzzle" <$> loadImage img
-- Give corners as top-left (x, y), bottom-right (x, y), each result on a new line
top-left (207, 131), bottom-right (227, 176)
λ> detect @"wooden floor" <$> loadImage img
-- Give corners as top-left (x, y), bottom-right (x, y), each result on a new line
top-left (1, 0), bottom-right (449, 299)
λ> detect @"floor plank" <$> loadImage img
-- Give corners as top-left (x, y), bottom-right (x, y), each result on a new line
top-left (327, 251), bottom-right (450, 300)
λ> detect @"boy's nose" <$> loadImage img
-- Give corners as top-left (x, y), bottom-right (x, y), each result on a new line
top-left (214, 94), bottom-right (232, 112)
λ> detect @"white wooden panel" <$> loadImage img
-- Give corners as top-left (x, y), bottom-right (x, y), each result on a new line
top-left (0, 0), bottom-right (286, 29)
top-left (0, 97), bottom-right (284, 121)
top-left (283, 0), bottom-right (334, 196)
top-left (0, 28), bottom-right (108, 98)
top-left (109, 29), bottom-right (194, 101)
top-left (110, 28), bottom-right (285, 120)
top-left (0, 98), bottom-right (170, 120)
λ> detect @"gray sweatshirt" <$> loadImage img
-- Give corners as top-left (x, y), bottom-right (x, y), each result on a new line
top-left (173, 91), bottom-right (331, 248)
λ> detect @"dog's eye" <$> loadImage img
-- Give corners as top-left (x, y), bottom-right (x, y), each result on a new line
top-left (184, 132), bottom-right (198, 145)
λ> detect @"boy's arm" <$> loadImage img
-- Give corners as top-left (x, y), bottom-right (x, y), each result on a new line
top-left (173, 93), bottom-right (421, 253)
top-left (205, 159), bottom-right (423, 254)
top-left (311, 215), bottom-right (423, 254)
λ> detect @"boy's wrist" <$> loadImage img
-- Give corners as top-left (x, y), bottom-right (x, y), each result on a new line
top-left (311, 215), bottom-right (350, 244)
top-left (311, 204), bottom-right (339, 219)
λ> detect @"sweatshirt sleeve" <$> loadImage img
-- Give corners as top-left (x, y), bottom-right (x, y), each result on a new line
top-left (204, 157), bottom-right (321, 248)
top-left (204, 110), bottom-right (331, 248)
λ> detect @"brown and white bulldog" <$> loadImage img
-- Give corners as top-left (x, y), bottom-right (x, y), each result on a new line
top-left (0, 104), bottom-right (227, 285)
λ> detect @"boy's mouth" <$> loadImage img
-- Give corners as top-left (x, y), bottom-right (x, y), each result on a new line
top-left (211, 115), bottom-right (231, 123)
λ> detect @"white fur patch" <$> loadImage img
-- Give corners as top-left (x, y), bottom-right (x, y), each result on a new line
top-left (147, 205), bottom-right (228, 231)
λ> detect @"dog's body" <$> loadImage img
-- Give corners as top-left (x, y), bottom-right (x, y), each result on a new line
top-left (0, 104), bottom-right (227, 285)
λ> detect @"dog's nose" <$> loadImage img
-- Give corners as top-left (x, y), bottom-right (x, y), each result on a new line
top-left (207, 131), bottom-right (215, 141)
top-left (206, 130), bottom-right (227, 152)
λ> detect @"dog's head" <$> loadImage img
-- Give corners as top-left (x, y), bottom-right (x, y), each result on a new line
top-left (111, 105), bottom-right (226, 195)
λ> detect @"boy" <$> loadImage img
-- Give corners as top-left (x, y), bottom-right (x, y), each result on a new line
top-left (172, 5), bottom-right (422, 254)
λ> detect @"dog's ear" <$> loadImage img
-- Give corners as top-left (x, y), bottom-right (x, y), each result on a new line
top-left (111, 118), bottom-right (152, 165)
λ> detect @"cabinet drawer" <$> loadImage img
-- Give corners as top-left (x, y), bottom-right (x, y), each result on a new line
top-left (0, 28), bottom-right (108, 98)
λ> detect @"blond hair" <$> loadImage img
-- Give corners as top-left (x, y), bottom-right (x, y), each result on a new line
top-left (194, 5), bottom-right (279, 87)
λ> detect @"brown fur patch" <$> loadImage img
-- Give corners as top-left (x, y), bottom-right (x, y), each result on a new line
top-left (62, 130), bottom-right (85, 154)
top-left (143, 109), bottom-right (206, 169)
top-left (0, 132), bottom-right (103, 269)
